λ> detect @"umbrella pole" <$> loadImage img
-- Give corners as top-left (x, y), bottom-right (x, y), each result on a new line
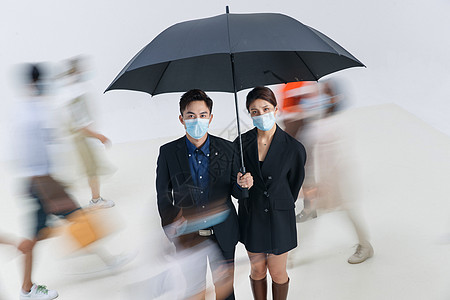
top-left (230, 53), bottom-right (249, 199)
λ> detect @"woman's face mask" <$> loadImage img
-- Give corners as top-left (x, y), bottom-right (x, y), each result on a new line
top-left (184, 118), bottom-right (210, 139)
top-left (252, 111), bottom-right (276, 131)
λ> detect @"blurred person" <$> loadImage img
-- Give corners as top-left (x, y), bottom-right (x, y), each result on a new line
top-left (233, 86), bottom-right (306, 300)
top-left (156, 89), bottom-right (239, 299)
top-left (280, 81), bottom-right (327, 223)
top-left (56, 56), bottom-right (115, 209)
top-left (14, 63), bottom-right (81, 300)
top-left (309, 79), bottom-right (373, 264)
top-left (280, 81), bottom-right (309, 138)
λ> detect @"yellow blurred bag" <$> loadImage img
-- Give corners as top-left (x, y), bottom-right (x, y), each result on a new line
top-left (67, 210), bottom-right (104, 248)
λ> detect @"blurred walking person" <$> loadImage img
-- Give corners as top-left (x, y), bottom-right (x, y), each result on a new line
top-left (310, 79), bottom-right (374, 263)
top-left (280, 81), bottom-right (325, 223)
top-left (56, 56), bottom-right (115, 208)
top-left (233, 87), bottom-right (306, 300)
top-left (14, 63), bottom-right (82, 299)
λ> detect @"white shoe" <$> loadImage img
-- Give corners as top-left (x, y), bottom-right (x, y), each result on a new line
top-left (20, 284), bottom-right (58, 300)
top-left (295, 209), bottom-right (317, 223)
top-left (89, 197), bottom-right (115, 209)
top-left (348, 243), bottom-right (374, 264)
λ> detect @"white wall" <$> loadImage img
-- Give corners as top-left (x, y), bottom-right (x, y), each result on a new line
top-left (1, 0), bottom-right (449, 160)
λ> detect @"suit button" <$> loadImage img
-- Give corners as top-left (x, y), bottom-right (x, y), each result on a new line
top-left (264, 209), bottom-right (269, 213)
top-left (263, 191), bottom-right (269, 197)
top-left (268, 176), bottom-right (272, 180)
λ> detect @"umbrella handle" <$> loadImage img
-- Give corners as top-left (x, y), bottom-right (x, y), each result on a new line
top-left (240, 166), bottom-right (249, 199)
top-left (241, 187), bottom-right (249, 199)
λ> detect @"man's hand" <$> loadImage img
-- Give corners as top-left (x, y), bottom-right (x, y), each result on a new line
top-left (237, 172), bottom-right (254, 189)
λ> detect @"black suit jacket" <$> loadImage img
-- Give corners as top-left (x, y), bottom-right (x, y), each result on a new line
top-left (156, 134), bottom-right (239, 252)
top-left (233, 125), bottom-right (306, 254)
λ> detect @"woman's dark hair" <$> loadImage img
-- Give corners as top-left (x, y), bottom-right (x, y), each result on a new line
top-left (179, 89), bottom-right (213, 115)
top-left (246, 86), bottom-right (277, 111)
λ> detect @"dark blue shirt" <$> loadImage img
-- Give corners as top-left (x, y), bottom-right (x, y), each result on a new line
top-left (185, 136), bottom-right (210, 206)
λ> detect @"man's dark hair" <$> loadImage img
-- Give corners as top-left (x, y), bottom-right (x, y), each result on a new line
top-left (246, 86), bottom-right (277, 111)
top-left (179, 89), bottom-right (213, 115)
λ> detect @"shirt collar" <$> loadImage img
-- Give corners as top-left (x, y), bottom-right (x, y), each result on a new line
top-left (185, 135), bottom-right (210, 155)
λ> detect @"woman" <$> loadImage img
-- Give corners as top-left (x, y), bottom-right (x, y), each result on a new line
top-left (233, 86), bottom-right (306, 300)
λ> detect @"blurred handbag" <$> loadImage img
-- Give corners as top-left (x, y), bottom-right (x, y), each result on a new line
top-left (67, 210), bottom-right (104, 248)
top-left (31, 175), bottom-right (79, 215)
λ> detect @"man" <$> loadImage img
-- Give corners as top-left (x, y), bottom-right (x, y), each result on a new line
top-left (156, 89), bottom-right (239, 299)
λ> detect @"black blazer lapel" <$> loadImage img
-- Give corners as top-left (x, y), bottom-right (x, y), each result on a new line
top-left (261, 125), bottom-right (286, 176)
top-left (244, 128), bottom-right (264, 181)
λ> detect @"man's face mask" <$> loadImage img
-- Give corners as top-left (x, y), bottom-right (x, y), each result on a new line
top-left (184, 118), bottom-right (210, 139)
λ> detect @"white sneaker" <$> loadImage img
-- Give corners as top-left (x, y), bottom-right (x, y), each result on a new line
top-left (20, 284), bottom-right (58, 300)
top-left (89, 197), bottom-right (115, 209)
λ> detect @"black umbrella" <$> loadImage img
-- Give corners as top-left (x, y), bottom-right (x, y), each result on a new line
top-left (105, 7), bottom-right (364, 195)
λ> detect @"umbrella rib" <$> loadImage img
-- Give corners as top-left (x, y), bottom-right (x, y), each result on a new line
top-left (294, 51), bottom-right (319, 81)
top-left (152, 61), bottom-right (172, 95)
top-left (305, 25), bottom-right (341, 56)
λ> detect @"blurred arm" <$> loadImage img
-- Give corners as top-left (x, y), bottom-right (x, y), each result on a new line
top-left (79, 126), bottom-right (110, 145)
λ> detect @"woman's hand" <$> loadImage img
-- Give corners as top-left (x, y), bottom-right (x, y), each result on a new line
top-left (237, 172), bottom-right (254, 189)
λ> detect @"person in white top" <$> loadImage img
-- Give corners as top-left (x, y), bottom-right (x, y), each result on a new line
top-left (15, 63), bottom-right (72, 300)
top-left (56, 56), bottom-right (115, 208)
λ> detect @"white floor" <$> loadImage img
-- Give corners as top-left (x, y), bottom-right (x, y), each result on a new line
top-left (1, 104), bottom-right (450, 299)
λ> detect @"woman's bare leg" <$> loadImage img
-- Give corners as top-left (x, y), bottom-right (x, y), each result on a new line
top-left (267, 252), bottom-right (289, 284)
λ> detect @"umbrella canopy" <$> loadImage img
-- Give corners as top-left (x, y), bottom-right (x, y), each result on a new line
top-left (105, 11), bottom-right (364, 95)
top-left (105, 9), bottom-right (364, 197)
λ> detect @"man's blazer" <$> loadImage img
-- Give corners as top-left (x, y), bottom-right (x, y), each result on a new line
top-left (156, 134), bottom-right (239, 252)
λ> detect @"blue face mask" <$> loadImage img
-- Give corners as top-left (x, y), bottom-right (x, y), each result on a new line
top-left (252, 111), bottom-right (276, 131)
top-left (184, 118), bottom-right (210, 139)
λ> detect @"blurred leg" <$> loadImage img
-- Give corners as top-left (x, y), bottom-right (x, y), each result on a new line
top-left (177, 240), bottom-right (208, 299)
top-left (21, 242), bottom-right (35, 292)
top-left (345, 206), bottom-right (374, 264)
top-left (88, 176), bottom-right (100, 199)
top-left (210, 248), bottom-right (235, 300)
top-left (345, 206), bottom-right (369, 246)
